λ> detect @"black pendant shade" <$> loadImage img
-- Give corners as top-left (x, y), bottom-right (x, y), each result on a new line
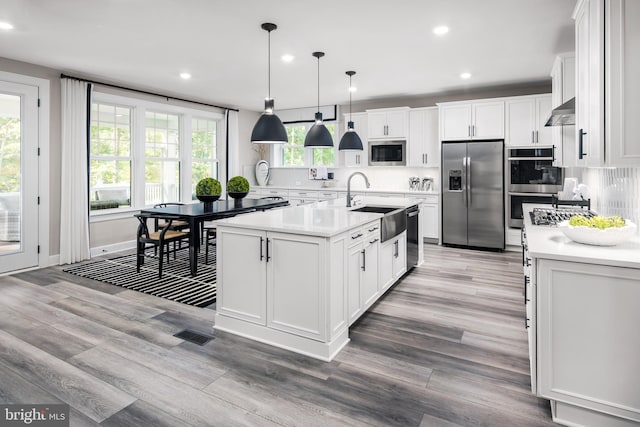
top-left (251, 23), bottom-right (287, 144)
top-left (305, 112), bottom-right (334, 147)
top-left (338, 121), bottom-right (363, 150)
top-left (304, 51), bottom-right (334, 148)
top-left (338, 70), bottom-right (363, 151)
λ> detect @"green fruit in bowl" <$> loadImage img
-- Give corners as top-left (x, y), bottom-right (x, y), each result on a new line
top-left (568, 215), bottom-right (626, 229)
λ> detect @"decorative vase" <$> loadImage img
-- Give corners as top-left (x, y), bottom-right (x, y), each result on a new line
top-left (196, 194), bottom-right (221, 203)
top-left (228, 191), bottom-right (248, 199)
top-left (255, 160), bottom-right (270, 186)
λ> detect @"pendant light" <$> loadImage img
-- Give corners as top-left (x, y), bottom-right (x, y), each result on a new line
top-left (251, 23), bottom-right (287, 144)
top-left (338, 71), bottom-right (363, 151)
top-left (304, 51), bottom-right (333, 147)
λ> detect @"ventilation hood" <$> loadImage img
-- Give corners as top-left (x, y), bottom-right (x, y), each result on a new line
top-left (544, 97), bottom-right (575, 126)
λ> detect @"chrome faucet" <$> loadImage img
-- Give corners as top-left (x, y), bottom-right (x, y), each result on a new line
top-left (346, 172), bottom-right (370, 207)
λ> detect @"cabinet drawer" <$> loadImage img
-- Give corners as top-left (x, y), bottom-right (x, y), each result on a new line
top-left (407, 194), bottom-right (438, 204)
top-left (260, 189), bottom-right (289, 197)
top-left (363, 220), bottom-right (381, 236)
top-left (318, 191), bottom-right (338, 200)
top-left (290, 190), bottom-right (319, 199)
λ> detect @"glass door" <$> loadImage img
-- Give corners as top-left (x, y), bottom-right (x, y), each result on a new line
top-left (0, 80), bottom-right (39, 273)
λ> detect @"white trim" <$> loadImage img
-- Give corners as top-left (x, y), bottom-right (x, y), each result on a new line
top-left (90, 239), bottom-right (136, 257)
top-left (0, 71), bottom-right (50, 270)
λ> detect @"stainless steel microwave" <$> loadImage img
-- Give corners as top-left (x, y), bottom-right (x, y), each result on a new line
top-left (368, 140), bottom-right (406, 166)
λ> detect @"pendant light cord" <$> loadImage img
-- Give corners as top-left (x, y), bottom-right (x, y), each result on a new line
top-left (349, 74), bottom-right (352, 122)
top-left (317, 56), bottom-right (320, 112)
top-left (267, 30), bottom-right (271, 100)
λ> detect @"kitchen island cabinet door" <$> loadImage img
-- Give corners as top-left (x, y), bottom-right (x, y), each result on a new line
top-left (537, 259), bottom-right (640, 425)
top-left (266, 232), bottom-right (326, 341)
top-left (347, 244), bottom-right (364, 325)
top-left (360, 238), bottom-right (380, 310)
top-left (217, 229), bottom-right (267, 325)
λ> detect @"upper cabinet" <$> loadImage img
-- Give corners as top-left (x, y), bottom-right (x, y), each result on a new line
top-left (438, 100), bottom-right (504, 140)
top-left (505, 95), bottom-right (552, 147)
top-left (341, 112), bottom-right (368, 167)
top-left (408, 107), bottom-right (439, 167)
top-left (366, 107), bottom-right (409, 139)
top-left (550, 53), bottom-right (575, 167)
top-left (573, 0), bottom-right (640, 167)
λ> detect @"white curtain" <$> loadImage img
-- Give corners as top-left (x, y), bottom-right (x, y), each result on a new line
top-left (226, 109), bottom-right (240, 178)
top-left (59, 79), bottom-right (91, 264)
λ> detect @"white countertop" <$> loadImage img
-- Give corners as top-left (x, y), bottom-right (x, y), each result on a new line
top-left (215, 197), bottom-right (418, 237)
top-left (254, 185), bottom-right (439, 195)
top-left (523, 204), bottom-right (640, 269)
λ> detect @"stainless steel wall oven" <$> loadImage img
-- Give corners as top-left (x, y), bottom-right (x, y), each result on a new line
top-left (507, 146), bottom-right (563, 228)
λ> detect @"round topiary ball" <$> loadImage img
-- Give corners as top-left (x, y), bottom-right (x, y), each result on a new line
top-left (196, 177), bottom-right (221, 196)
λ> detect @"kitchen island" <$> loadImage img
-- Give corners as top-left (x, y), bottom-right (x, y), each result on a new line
top-left (522, 204), bottom-right (640, 427)
top-left (213, 197), bottom-right (420, 361)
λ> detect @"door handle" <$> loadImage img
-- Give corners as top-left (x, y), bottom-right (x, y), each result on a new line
top-left (361, 249), bottom-right (366, 271)
top-left (472, 125), bottom-right (475, 137)
top-left (536, 130), bottom-right (539, 143)
top-left (532, 130), bottom-right (535, 144)
top-left (468, 125), bottom-right (471, 137)
top-left (578, 129), bottom-right (587, 159)
top-left (467, 156), bottom-right (471, 206)
top-left (462, 156), bottom-right (468, 207)
top-left (394, 240), bottom-right (399, 258)
top-left (260, 236), bottom-right (264, 261)
top-left (265, 237), bottom-right (271, 262)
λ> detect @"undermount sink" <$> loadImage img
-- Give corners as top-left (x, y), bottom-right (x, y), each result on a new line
top-left (350, 205), bottom-right (407, 242)
top-left (350, 206), bottom-right (399, 214)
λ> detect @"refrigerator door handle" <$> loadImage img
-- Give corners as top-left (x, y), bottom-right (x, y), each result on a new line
top-left (467, 156), bottom-right (471, 206)
top-left (462, 156), bottom-right (468, 207)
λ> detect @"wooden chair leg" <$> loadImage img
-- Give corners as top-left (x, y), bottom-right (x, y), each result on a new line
top-left (159, 243), bottom-right (165, 278)
top-left (205, 234), bottom-right (210, 264)
top-left (136, 241), bottom-right (143, 272)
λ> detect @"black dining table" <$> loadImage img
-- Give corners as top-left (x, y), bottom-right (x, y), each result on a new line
top-left (140, 198), bottom-right (289, 276)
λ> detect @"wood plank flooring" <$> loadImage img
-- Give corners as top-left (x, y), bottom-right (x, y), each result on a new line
top-left (0, 245), bottom-right (555, 426)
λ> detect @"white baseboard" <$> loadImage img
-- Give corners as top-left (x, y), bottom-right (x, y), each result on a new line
top-left (90, 240), bottom-right (136, 258)
top-left (48, 254), bottom-right (60, 266)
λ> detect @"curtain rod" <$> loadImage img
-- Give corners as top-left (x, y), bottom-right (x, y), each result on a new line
top-left (60, 73), bottom-right (239, 112)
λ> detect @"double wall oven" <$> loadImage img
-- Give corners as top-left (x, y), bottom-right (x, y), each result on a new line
top-left (507, 146), bottom-right (563, 228)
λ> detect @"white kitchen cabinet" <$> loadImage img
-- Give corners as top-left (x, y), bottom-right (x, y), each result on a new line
top-left (288, 190), bottom-right (319, 206)
top-left (367, 107), bottom-right (409, 139)
top-left (406, 194), bottom-right (439, 240)
top-left (378, 231), bottom-right (407, 293)
top-left (504, 95), bottom-right (552, 147)
top-left (218, 228), bottom-right (333, 342)
top-left (536, 259), bottom-right (640, 426)
top-left (439, 100), bottom-right (504, 140)
top-left (217, 228), bottom-right (268, 325)
top-left (408, 107), bottom-right (439, 167)
top-left (342, 112), bottom-right (368, 167)
top-left (573, 0), bottom-right (640, 167)
top-left (550, 53), bottom-right (575, 167)
top-left (505, 95), bottom-right (553, 150)
top-left (347, 221), bottom-right (380, 325)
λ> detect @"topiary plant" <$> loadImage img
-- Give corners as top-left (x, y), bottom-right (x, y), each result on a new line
top-left (196, 177), bottom-right (221, 196)
top-left (227, 176), bottom-right (250, 193)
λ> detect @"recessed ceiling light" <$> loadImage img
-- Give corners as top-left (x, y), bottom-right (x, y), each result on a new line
top-left (460, 72), bottom-right (471, 79)
top-left (433, 26), bottom-right (449, 36)
top-left (0, 21), bottom-right (14, 30)
top-left (349, 86), bottom-right (357, 93)
top-left (281, 54), bottom-right (294, 62)
top-left (180, 72), bottom-right (191, 80)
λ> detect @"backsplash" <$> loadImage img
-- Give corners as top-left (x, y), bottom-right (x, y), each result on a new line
top-left (242, 165), bottom-right (440, 192)
top-left (581, 167), bottom-right (640, 232)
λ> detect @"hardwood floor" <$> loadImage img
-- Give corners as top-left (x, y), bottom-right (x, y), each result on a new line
top-left (0, 245), bottom-right (555, 426)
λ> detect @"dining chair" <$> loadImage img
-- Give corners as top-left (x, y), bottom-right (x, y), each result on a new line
top-left (135, 213), bottom-right (189, 278)
top-left (153, 203), bottom-right (189, 231)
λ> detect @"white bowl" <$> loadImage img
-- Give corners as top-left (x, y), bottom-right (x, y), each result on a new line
top-left (557, 220), bottom-right (637, 246)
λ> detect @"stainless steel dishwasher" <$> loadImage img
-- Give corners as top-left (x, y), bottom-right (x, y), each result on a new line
top-left (406, 204), bottom-right (420, 270)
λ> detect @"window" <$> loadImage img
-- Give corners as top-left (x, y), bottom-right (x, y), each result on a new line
top-left (277, 122), bottom-right (336, 167)
top-left (89, 93), bottom-right (222, 215)
top-left (89, 103), bottom-right (132, 210)
top-left (144, 111), bottom-right (180, 205)
top-left (191, 118), bottom-right (218, 199)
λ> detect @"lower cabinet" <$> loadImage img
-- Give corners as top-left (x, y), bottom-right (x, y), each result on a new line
top-left (217, 228), bottom-right (335, 342)
top-left (379, 231), bottom-right (407, 292)
top-left (535, 258), bottom-right (640, 426)
top-left (347, 221), bottom-right (381, 325)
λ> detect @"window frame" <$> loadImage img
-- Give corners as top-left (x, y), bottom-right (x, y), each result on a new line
top-left (90, 92), bottom-right (223, 221)
top-left (272, 121), bottom-right (338, 168)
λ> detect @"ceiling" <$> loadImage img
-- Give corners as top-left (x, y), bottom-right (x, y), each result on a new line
top-left (0, 0), bottom-right (576, 111)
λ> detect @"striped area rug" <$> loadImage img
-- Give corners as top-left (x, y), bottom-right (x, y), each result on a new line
top-left (63, 250), bottom-right (216, 307)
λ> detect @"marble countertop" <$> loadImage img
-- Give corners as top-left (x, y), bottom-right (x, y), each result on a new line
top-left (254, 185), bottom-right (439, 195)
top-left (215, 197), bottom-right (418, 237)
top-left (523, 204), bottom-right (640, 269)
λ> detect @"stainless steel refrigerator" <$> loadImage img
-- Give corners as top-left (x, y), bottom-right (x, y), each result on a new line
top-left (441, 140), bottom-right (504, 249)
